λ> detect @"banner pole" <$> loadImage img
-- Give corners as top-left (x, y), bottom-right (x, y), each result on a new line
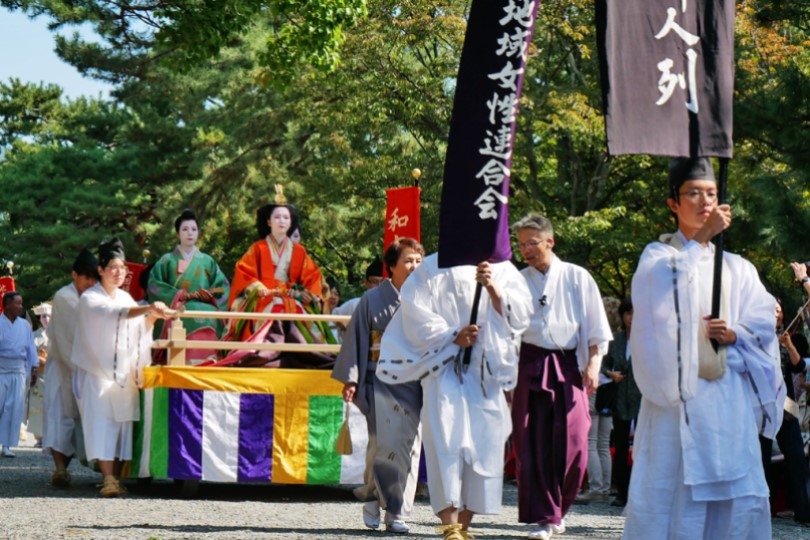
top-left (710, 157), bottom-right (729, 352)
top-left (462, 282), bottom-right (483, 369)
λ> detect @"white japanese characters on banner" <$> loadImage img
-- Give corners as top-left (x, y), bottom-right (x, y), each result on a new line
top-left (597, 0), bottom-right (735, 158)
top-left (655, 1), bottom-right (700, 113)
top-left (438, 0), bottom-right (540, 267)
top-left (474, 0), bottom-right (536, 221)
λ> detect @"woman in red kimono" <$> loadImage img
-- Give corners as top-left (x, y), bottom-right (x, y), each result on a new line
top-left (225, 186), bottom-right (335, 367)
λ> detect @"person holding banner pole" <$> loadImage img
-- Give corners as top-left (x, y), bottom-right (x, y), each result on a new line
top-left (510, 214), bottom-right (612, 540)
top-left (377, 254), bottom-right (532, 540)
top-left (624, 157), bottom-right (784, 539)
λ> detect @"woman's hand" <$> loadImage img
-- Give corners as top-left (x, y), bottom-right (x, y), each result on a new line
top-left (791, 261), bottom-right (808, 282)
top-left (607, 370), bottom-right (625, 383)
top-left (779, 332), bottom-right (795, 350)
top-left (342, 382), bottom-right (357, 403)
top-left (298, 290), bottom-right (314, 306)
top-left (190, 289), bottom-right (215, 303)
top-left (149, 302), bottom-right (174, 319)
top-left (257, 287), bottom-right (277, 298)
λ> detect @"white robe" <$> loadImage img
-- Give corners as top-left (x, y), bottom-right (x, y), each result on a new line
top-left (624, 233), bottom-right (784, 540)
top-left (71, 284), bottom-right (152, 461)
top-left (0, 314), bottom-right (38, 447)
top-left (42, 283), bottom-right (84, 457)
top-left (378, 254), bottom-right (532, 514)
top-left (520, 254), bottom-right (613, 369)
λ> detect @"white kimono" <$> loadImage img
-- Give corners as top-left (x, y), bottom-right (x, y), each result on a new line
top-left (378, 254), bottom-right (532, 514)
top-left (520, 254), bottom-right (613, 368)
top-left (0, 314), bottom-right (38, 447)
top-left (71, 284), bottom-right (152, 462)
top-left (42, 283), bottom-right (83, 458)
top-left (624, 233), bottom-right (784, 540)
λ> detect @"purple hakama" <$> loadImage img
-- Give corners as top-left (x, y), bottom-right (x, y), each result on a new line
top-left (511, 344), bottom-right (591, 526)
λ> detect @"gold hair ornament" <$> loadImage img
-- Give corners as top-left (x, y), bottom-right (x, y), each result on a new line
top-left (274, 184), bottom-right (287, 205)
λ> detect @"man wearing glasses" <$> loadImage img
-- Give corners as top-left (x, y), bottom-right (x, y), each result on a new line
top-left (623, 157), bottom-right (783, 539)
top-left (510, 213), bottom-right (613, 540)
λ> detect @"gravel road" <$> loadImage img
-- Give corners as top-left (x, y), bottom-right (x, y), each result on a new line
top-left (1, 437), bottom-right (807, 540)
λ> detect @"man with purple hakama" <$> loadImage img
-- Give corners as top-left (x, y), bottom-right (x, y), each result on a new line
top-left (511, 214), bottom-right (612, 540)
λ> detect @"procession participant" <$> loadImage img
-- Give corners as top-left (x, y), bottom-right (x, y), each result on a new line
top-left (225, 186), bottom-right (333, 367)
top-left (510, 213), bottom-right (613, 540)
top-left (624, 157), bottom-right (783, 539)
top-left (25, 302), bottom-right (52, 447)
top-left (0, 292), bottom-right (38, 458)
top-left (332, 258), bottom-right (385, 320)
top-left (72, 238), bottom-right (171, 497)
top-left (377, 254), bottom-right (532, 540)
top-left (42, 248), bottom-right (98, 487)
top-left (761, 293), bottom-right (810, 524)
top-left (148, 209), bottom-right (230, 362)
top-left (332, 238), bottom-right (424, 534)
top-left (148, 209), bottom-right (230, 334)
top-left (605, 298), bottom-right (640, 508)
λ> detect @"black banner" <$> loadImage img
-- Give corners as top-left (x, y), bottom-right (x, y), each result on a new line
top-left (597, 0), bottom-right (735, 157)
top-left (438, 0), bottom-right (540, 268)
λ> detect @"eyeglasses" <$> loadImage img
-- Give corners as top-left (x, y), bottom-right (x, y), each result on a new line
top-left (517, 239), bottom-right (546, 250)
top-left (678, 189), bottom-right (718, 202)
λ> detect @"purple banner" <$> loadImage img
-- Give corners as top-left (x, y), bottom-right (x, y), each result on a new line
top-left (168, 388), bottom-right (204, 480)
top-left (237, 393), bottom-right (275, 482)
top-left (438, 0), bottom-right (540, 267)
top-left (597, 0), bottom-right (735, 158)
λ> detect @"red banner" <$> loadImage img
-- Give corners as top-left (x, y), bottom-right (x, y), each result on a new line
top-left (383, 187), bottom-right (421, 269)
top-left (124, 262), bottom-right (148, 302)
top-left (0, 277), bottom-right (16, 315)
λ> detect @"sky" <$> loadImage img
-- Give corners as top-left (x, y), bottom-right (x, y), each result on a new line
top-left (0, 9), bottom-right (112, 99)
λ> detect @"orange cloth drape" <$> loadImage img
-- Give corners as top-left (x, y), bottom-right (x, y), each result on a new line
top-left (228, 239), bottom-right (323, 313)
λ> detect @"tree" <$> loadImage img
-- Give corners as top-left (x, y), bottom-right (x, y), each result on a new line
top-left (2, 0), bottom-right (367, 79)
top-left (0, 80), bottom-right (191, 302)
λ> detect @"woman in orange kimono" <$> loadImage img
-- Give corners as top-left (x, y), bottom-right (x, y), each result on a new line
top-left (225, 186), bottom-right (336, 367)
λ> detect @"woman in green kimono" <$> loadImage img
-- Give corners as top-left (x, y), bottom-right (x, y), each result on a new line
top-left (148, 209), bottom-right (230, 361)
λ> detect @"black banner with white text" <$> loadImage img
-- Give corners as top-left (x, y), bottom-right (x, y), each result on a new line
top-left (596, 0), bottom-right (735, 158)
top-left (438, 0), bottom-right (540, 267)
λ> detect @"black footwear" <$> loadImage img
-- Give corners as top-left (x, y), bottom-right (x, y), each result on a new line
top-left (610, 498), bottom-right (626, 507)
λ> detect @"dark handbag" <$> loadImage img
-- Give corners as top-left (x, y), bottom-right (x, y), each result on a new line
top-left (595, 381), bottom-right (618, 414)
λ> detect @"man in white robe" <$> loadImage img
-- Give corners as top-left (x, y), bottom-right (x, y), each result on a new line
top-left (42, 248), bottom-right (98, 486)
top-left (378, 254), bottom-right (532, 540)
top-left (624, 157), bottom-right (784, 540)
top-left (0, 292), bottom-right (39, 458)
top-left (25, 302), bottom-right (51, 445)
top-left (510, 213), bottom-right (613, 540)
